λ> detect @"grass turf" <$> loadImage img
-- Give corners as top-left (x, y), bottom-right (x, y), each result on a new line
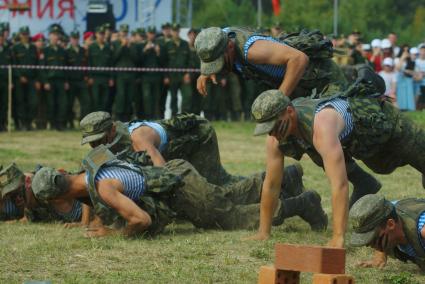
top-left (1, 113), bottom-right (425, 283)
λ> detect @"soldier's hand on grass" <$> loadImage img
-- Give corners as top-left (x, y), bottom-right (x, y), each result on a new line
top-left (242, 232), bottom-right (270, 241)
top-left (44, 83), bottom-right (51, 91)
top-left (357, 251), bottom-right (387, 269)
top-left (64, 222), bottom-right (86, 229)
top-left (84, 226), bottom-right (118, 238)
top-left (197, 74), bottom-right (217, 96)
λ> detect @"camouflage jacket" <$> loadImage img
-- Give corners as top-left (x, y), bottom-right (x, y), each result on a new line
top-left (392, 199), bottom-right (425, 271)
top-left (279, 85), bottom-right (400, 164)
top-left (83, 145), bottom-right (182, 235)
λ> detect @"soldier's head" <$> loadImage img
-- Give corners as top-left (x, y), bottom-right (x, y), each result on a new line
top-left (80, 112), bottom-right (117, 148)
top-left (70, 30), bottom-right (80, 46)
top-left (251, 90), bottom-right (296, 141)
top-left (171, 23), bottom-right (180, 40)
top-left (84, 31), bottom-right (94, 47)
top-left (31, 167), bottom-right (70, 203)
top-left (119, 24), bottom-right (129, 38)
top-left (19, 26), bottom-right (30, 43)
top-left (103, 23), bottom-right (112, 39)
top-left (195, 27), bottom-right (238, 76)
top-left (95, 26), bottom-right (105, 43)
top-left (0, 22), bottom-right (9, 38)
top-left (0, 27), bottom-right (4, 44)
top-left (350, 195), bottom-right (404, 253)
top-left (48, 25), bottom-right (62, 45)
top-left (0, 163), bottom-right (26, 209)
top-left (419, 44), bottom-right (425, 60)
top-left (147, 26), bottom-right (156, 41)
top-left (161, 22), bottom-right (171, 38)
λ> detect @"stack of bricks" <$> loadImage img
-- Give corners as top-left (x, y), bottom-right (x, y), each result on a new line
top-left (258, 244), bottom-right (355, 284)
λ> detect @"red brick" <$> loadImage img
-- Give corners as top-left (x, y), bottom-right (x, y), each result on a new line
top-left (258, 266), bottom-right (300, 284)
top-left (274, 244), bottom-right (345, 274)
top-left (312, 273), bottom-right (355, 284)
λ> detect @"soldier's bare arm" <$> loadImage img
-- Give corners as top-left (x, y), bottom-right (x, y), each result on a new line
top-left (131, 127), bottom-right (166, 166)
top-left (245, 136), bottom-right (284, 240)
top-left (247, 40), bottom-right (308, 98)
top-left (197, 74), bottom-right (218, 96)
top-left (96, 179), bottom-right (152, 237)
top-left (313, 109), bottom-right (348, 248)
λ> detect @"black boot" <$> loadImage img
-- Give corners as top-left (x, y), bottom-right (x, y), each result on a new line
top-left (347, 161), bottom-right (381, 208)
top-left (273, 190), bottom-right (328, 231)
top-left (281, 163), bottom-right (304, 199)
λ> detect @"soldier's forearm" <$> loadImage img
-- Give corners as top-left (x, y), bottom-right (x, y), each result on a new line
top-left (279, 53), bottom-right (308, 98)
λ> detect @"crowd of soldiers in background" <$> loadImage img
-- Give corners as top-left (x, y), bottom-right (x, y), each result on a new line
top-left (331, 30), bottom-right (425, 111)
top-left (1, 22), bottom-right (425, 132)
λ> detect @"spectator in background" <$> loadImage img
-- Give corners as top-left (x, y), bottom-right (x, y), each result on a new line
top-left (381, 39), bottom-right (393, 59)
top-left (370, 39), bottom-right (383, 72)
top-left (388, 32), bottom-right (400, 57)
top-left (83, 31), bottom-right (94, 50)
top-left (394, 45), bottom-right (415, 111)
top-left (379, 57), bottom-right (397, 106)
top-left (361, 43), bottom-right (372, 61)
top-left (415, 45), bottom-right (425, 110)
top-left (351, 42), bottom-right (368, 65)
top-left (409, 47), bottom-right (422, 107)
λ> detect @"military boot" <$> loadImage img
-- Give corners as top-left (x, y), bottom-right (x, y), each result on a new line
top-left (273, 190), bottom-right (328, 231)
top-left (280, 163), bottom-right (305, 199)
top-left (347, 161), bottom-right (381, 208)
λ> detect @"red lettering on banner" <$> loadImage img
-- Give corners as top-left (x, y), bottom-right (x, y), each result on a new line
top-left (37, 0), bottom-right (53, 19)
top-left (11, 0), bottom-right (32, 18)
top-left (57, 0), bottom-right (74, 19)
top-left (0, 0), bottom-right (10, 11)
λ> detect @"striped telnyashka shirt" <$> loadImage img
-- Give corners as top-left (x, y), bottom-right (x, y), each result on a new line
top-left (128, 121), bottom-right (168, 153)
top-left (315, 98), bottom-right (354, 140)
top-left (55, 200), bottom-right (82, 222)
top-left (91, 164), bottom-right (146, 203)
top-left (231, 33), bottom-right (287, 80)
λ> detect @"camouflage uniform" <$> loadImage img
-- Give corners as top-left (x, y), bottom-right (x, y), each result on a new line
top-left (0, 164), bottom-right (25, 220)
top-left (80, 146), bottom-right (326, 235)
top-left (350, 195), bottom-right (425, 271)
top-left (252, 84), bottom-right (425, 202)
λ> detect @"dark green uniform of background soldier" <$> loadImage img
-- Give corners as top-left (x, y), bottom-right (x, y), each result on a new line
top-left (0, 27), bottom-right (12, 131)
top-left (157, 23), bottom-right (172, 118)
top-left (112, 24), bottom-right (139, 121)
top-left (66, 30), bottom-right (91, 125)
top-left (164, 24), bottom-right (192, 114)
top-left (187, 28), bottom-right (202, 114)
top-left (42, 25), bottom-right (68, 130)
top-left (88, 26), bottom-right (112, 112)
top-left (12, 26), bottom-right (38, 130)
top-left (140, 26), bottom-right (161, 119)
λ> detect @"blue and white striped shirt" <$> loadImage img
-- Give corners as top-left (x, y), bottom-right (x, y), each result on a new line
top-left (392, 201), bottom-right (425, 257)
top-left (2, 198), bottom-right (20, 219)
top-left (128, 121), bottom-right (168, 153)
top-left (229, 32), bottom-right (286, 80)
top-left (92, 164), bottom-right (146, 203)
top-left (315, 98), bottom-right (354, 140)
top-left (55, 200), bottom-right (82, 222)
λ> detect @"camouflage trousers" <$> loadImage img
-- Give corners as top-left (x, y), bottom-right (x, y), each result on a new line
top-left (161, 114), bottom-right (242, 186)
top-left (165, 159), bottom-right (267, 230)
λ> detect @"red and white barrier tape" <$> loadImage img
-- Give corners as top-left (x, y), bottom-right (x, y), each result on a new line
top-left (0, 65), bottom-right (200, 73)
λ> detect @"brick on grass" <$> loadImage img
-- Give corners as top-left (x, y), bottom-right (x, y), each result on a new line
top-left (312, 273), bottom-right (355, 284)
top-left (258, 265), bottom-right (300, 284)
top-left (274, 244), bottom-right (345, 274)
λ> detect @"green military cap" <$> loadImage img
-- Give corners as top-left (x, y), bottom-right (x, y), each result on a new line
top-left (171, 23), bottom-right (180, 31)
top-left (137, 27), bottom-right (146, 35)
top-left (195, 27), bottom-right (228, 75)
top-left (162, 22), bottom-right (171, 29)
top-left (95, 26), bottom-right (105, 33)
top-left (49, 24), bottom-right (62, 34)
top-left (80, 111), bottom-right (113, 145)
top-left (0, 163), bottom-right (24, 198)
top-left (19, 26), bottom-right (30, 35)
top-left (103, 23), bottom-right (112, 30)
top-left (70, 30), bottom-right (80, 38)
top-left (147, 26), bottom-right (156, 34)
top-left (349, 194), bottom-right (395, 247)
top-left (120, 24), bottom-right (129, 32)
top-left (251, 89), bottom-right (291, 136)
top-left (31, 167), bottom-right (68, 201)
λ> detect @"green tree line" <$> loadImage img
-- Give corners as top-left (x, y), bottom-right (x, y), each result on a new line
top-left (192, 0), bottom-right (425, 44)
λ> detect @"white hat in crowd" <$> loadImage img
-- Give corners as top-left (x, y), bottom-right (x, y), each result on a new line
top-left (410, 47), bottom-right (419, 55)
top-left (371, 39), bottom-right (381, 48)
top-left (381, 39), bottom-right (392, 49)
top-left (383, 57), bottom-right (394, 67)
top-left (362, 44), bottom-right (371, 51)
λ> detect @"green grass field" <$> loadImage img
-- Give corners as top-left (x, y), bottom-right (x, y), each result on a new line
top-left (1, 114), bottom-right (425, 283)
